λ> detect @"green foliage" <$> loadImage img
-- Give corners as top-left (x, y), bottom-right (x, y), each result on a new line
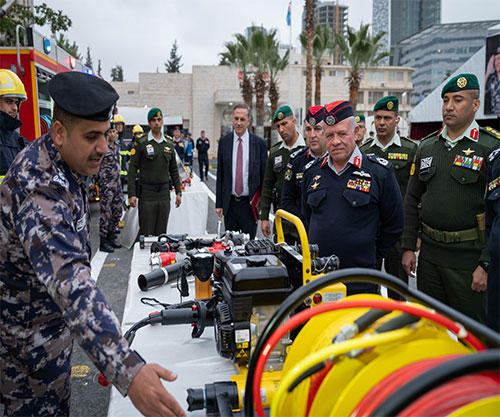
top-left (300, 25), bottom-right (335, 67)
top-left (0, 1), bottom-right (71, 46)
top-left (110, 65), bottom-right (124, 82)
top-left (56, 33), bottom-right (81, 59)
top-left (165, 40), bottom-right (183, 73)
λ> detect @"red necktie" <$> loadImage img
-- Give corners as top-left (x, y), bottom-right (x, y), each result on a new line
top-left (235, 137), bottom-right (243, 196)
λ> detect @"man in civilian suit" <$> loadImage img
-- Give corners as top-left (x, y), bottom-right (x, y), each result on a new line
top-left (216, 104), bottom-right (267, 239)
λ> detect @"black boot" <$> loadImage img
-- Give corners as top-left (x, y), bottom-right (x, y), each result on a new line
top-left (100, 237), bottom-right (114, 253)
top-left (108, 233), bottom-right (122, 249)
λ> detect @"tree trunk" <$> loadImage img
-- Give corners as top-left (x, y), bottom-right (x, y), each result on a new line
top-left (240, 75), bottom-right (253, 110)
top-left (254, 70), bottom-right (266, 127)
top-left (314, 66), bottom-right (322, 106)
top-left (305, 0), bottom-right (315, 109)
top-left (348, 70), bottom-right (361, 113)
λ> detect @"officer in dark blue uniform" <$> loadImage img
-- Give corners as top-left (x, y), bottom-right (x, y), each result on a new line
top-left (486, 147), bottom-right (500, 331)
top-left (302, 101), bottom-right (404, 295)
top-left (282, 105), bottom-right (328, 223)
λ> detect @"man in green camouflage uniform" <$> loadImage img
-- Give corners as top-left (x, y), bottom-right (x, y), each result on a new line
top-left (402, 73), bottom-right (500, 323)
top-left (260, 106), bottom-right (306, 242)
top-left (128, 107), bottom-right (182, 236)
top-left (361, 96), bottom-right (418, 299)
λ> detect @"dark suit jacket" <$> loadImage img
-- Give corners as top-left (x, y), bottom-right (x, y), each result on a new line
top-left (216, 131), bottom-right (267, 215)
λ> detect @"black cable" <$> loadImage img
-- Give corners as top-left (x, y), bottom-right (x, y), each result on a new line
top-left (243, 268), bottom-right (500, 416)
top-left (354, 309), bottom-right (390, 333)
top-left (371, 349), bottom-right (500, 417)
top-left (374, 313), bottom-right (420, 334)
top-left (123, 316), bottom-right (151, 346)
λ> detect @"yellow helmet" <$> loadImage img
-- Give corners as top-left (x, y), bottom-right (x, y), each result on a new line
top-left (113, 114), bottom-right (125, 124)
top-left (0, 69), bottom-right (27, 102)
top-left (132, 124), bottom-right (144, 136)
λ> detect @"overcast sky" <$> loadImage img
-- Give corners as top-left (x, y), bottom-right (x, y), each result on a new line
top-left (39, 0), bottom-right (500, 82)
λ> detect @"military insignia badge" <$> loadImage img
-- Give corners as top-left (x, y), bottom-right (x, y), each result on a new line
top-left (52, 173), bottom-right (68, 188)
top-left (387, 101), bottom-right (394, 110)
top-left (387, 153), bottom-right (408, 160)
top-left (421, 157), bottom-right (433, 169)
top-left (354, 155), bottom-right (361, 168)
top-left (325, 115), bottom-right (336, 125)
top-left (410, 162), bottom-right (416, 176)
top-left (284, 169), bottom-right (292, 181)
top-left (376, 157), bottom-right (388, 166)
top-left (274, 155), bottom-right (283, 168)
top-left (462, 148), bottom-right (474, 156)
top-left (453, 154), bottom-right (484, 171)
top-left (347, 178), bottom-right (371, 192)
top-left (296, 172), bottom-right (303, 180)
top-left (130, 148), bottom-right (136, 155)
top-left (457, 77), bottom-right (467, 88)
top-left (353, 170), bottom-right (371, 178)
top-left (308, 117), bottom-right (316, 126)
top-left (311, 181), bottom-right (320, 189)
top-left (156, 110), bottom-right (161, 117)
top-left (469, 128), bottom-right (479, 140)
top-left (76, 216), bottom-right (86, 232)
top-left (313, 175), bottom-right (322, 181)
top-left (489, 148), bottom-right (500, 162)
top-left (488, 177), bottom-right (500, 191)
top-left (277, 112), bottom-right (284, 120)
top-left (164, 146), bottom-right (172, 153)
top-left (355, 116), bottom-right (360, 123)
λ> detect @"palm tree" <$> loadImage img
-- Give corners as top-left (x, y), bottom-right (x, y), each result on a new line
top-left (247, 28), bottom-right (269, 128)
top-left (335, 23), bottom-right (390, 112)
top-left (268, 47), bottom-right (290, 123)
top-left (219, 35), bottom-right (253, 109)
top-left (304, 0), bottom-right (316, 109)
top-left (301, 24), bottom-right (335, 106)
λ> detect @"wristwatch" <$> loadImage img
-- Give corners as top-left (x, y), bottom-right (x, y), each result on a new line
top-left (478, 261), bottom-right (489, 272)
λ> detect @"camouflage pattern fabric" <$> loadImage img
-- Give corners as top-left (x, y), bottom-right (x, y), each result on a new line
top-left (0, 134), bottom-right (144, 415)
top-left (98, 142), bottom-right (123, 238)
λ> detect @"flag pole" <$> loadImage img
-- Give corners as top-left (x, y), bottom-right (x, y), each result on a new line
top-left (288, 1), bottom-right (292, 106)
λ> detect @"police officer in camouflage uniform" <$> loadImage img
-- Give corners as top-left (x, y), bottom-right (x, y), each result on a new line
top-left (282, 105), bottom-right (328, 224)
top-left (361, 96), bottom-right (418, 299)
top-left (98, 125), bottom-right (123, 252)
top-left (260, 106), bottom-right (306, 242)
top-left (0, 72), bottom-right (185, 417)
top-left (402, 73), bottom-right (500, 324)
top-left (302, 101), bottom-right (404, 296)
top-left (128, 108), bottom-right (182, 236)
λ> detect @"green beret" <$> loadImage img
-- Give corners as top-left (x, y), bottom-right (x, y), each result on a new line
top-left (273, 105), bottom-right (293, 123)
top-left (374, 96), bottom-right (399, 112)
top-left (441, 73), bottom-right (479, 97)
top-left (355, 114), bottom-right (366, 123)
top-left (147, 107), bottom-right (162, 121)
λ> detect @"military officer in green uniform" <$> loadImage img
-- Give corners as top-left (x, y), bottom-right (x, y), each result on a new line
top-left (402, 73), bottom-right (500, 323)
top-left (128, 107), bottom-right (182, 236)
top-left (361, 96), bottom-right (418, 299)
top-left (355, 114), bottom-right (367, 146)
top-left (260, 106), bottom-right (306, 242)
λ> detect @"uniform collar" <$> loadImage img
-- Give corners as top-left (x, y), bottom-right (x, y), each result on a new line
top-left (327, 146), bottom-right (362, 175)
top-left (372, 132), bottom-right (401, 150)
top-left (279, 132), bottom-right (306, 150)
top-left (149, 130), bottom-right (167, 143)
top-left (441, 120), bottom-right (479, 148)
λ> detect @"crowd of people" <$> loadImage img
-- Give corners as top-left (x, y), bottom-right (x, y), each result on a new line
top-left (0, 68), bottom-right (498, 417)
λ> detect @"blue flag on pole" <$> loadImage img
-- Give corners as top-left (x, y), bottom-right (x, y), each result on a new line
top-left (286, 2), bottom-right (291, 26)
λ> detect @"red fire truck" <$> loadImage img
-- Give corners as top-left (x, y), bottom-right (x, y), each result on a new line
top-left (0, 26), bottom-right (91, 141)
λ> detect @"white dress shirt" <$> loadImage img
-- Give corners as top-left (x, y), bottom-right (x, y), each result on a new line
top-left (232, 130), bottom-right (250, 196)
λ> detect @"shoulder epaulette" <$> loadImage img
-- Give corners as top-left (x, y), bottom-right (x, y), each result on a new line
top-left (165, 134), bottom-right (173, 140)
top-left (290, 146), bottom-right (308, 161)
top-left (360, 138), bottom-right (374, 150)
top-left (137, 135), bottom-right (148, 144)
top-left (488, 148), bottom-right (500, 162)
top-left (304, 157), bottom-right (321, 172)
top-left (400, 136), bottom-right (419, 147)
top-left (366, 153), bottom-right (390, 169)
top-left (271, 141), bottom-right (281, 150)
top-left (481, 126), bottom-right (500, 140)
top-left (420, 129), bottom-right (441, 142)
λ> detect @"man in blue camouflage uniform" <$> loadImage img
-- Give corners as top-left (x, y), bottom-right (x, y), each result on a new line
top-left (98, 125), bottom-right (123, 252)
top-left (196, 130), bottom-right (210, 180)
top-left (282, 105), bottom-right (327, 224)
top-left (0, 72), bottom-right (185, 417)
top-left (302, 101), bottom-right (404, 296)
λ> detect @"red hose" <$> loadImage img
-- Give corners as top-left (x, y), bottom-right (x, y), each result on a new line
top-left (252, 299), bottom-right (485, 417)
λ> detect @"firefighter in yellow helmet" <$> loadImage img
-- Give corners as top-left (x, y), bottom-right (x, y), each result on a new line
top-left (0, 69), bottom-right (29, 182)
top-left (132, 124), bottom-right (144, 141)
top-left (112, 113), bottom-right (129, 187)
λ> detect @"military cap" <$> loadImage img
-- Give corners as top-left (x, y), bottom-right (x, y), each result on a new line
top-left (147, 107), bottom-right (163, 121)
top-left (305, 105), bottom-right (325, 126)
top-left (374, 96), bottom-right (399, 112)
top-left (355, 114), bottom-right (366, 123)
top-left (441, 73), bottom-right (479, 97)
top-left (273, 105), bottom-right (293, 123)
top-left (48, 72), bottom-right (118, 121)
top-left (323, 100), bottom-right (354, 126)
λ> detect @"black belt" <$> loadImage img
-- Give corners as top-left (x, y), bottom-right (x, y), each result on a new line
top-left (142, 183), bottom-right (170, 192)
top-left (231, 195), bottom-right (249, 202)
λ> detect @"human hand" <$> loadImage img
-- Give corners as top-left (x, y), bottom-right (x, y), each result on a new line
top-left (471, 265), bottom-right (487, 292)
top-left (416, 237), bottom-right (421, 251)
top-left (215, 208), bottom-right (223, 218)
top-left (486, 54), bottom-right (495, 80)
top-left (261, 220), bottom-right (271, 238)
top-left (128, 363), bottom-right (186, 417)
top-left (402, 250), bottom-right (416, 277)
top-left (175, 194), bottom-right (181, 208)
top-left (129, 196), bottom-right (137, 208)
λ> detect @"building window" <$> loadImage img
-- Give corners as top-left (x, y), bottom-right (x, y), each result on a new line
top-left (368, 91), bottom-right (384, 104)
top-left (329, 70), bottom-right (336, 76)
top-left (388, 91), bottom-right (403, 103)
top-left (389, 71), bottom-right (404, 81)
top-left (369, 71), bottom-right (385, 82)
top-left (127, 90), bottom-right (135, 95)
top-left (357, 91), bottom-right (364, 104)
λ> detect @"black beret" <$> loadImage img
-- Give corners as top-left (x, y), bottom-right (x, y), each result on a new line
top-left (49, 72), bottom-right (119, 121)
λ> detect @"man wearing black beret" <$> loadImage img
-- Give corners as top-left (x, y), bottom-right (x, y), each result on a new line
top-left (0, 72), bottom-right (185, 416)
